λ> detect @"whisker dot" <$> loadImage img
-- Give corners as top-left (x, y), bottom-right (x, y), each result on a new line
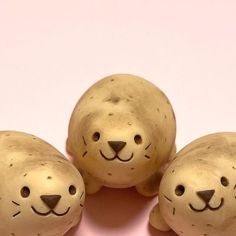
top-left (82, 151), bottom-right (88, 157)
top-left (13, 211), bottom-right (21, 217)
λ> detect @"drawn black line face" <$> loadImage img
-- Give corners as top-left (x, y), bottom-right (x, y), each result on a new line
top-left (11, 182), bottom-right (84, 218)
top-left (31, 194), bottom-right (70, 217)
top-left (82, 132), bottom-right (152, 163)
top-left (187, 176), bottom-right (229, 212)
top-left (161, 174), bottom-right (229, 219)
top-left (189, 190), bottom-right (224, 212)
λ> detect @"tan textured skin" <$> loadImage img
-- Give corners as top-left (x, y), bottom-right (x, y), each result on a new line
top-left (0, 131), bottom-right (85, 236)
top-left (150, 132), bottom-right (236, 236)
top-left (67, 74), bottom-right (176, 196)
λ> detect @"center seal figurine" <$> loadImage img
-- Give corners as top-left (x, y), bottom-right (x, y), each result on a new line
top-left (66, 74), bottom-right (176, 196)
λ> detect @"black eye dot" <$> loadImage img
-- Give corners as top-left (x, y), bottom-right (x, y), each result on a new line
top-left (21, 186), bottom-right (30, 198)
top-left (69, 185), bottom-right (77, 195)
top-left (134, 135), bottom-right (142, 144)
top-left (92, 132), bottom-right (100, 142)
top-left (175, 185), bottom-right (185, 196)
top-left (221, 176), bottom-right (229, 186)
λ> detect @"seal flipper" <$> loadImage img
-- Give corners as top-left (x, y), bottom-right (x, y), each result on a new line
top-left (149, 203), bottom-right (171, 231)
top-left (82, 171), bottom-right (102, 194)
top-left (135, 171), bottom-right (162, 197)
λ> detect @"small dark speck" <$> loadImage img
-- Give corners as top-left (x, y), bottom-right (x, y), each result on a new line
top-left (131, 167), bottom-right (135, 170)
top-left (24, 173), bottom-right (27, 177)
top-left (9, 164), bottom-right (13, 167)
top-left (11, 233), bottom-right (15, 236)
top-left (5, 134), bottom-right (10, 136)
top-left (82, 151), bottom-right (88, 157)
top-left (110, 79), bottom-right (115, 82)
top-left (206, 224), bottom-right (212, 227)
top-left (89, 96), bottom-right (94, 99)
top-left (47, 176), bottom-right (52, 180)
top-left (191, 224), bottom-right (195, 227)
top-left (172, 110), bottom-right (176, 121)
top-left (204, 234), bottom-right (208, 236)
top-left (108, 113), bottom-right (113, 116)
top-left (41, 163), bottom-right (47, 166)
top-left (164, 114), bottom-right (167, 119)
top-left (37, 234), bottom-right (41, 236)
top-left (107, 173), bottom-right (112, 176)
top-left (28, 153), bottom-right (33, 156)
top-left (172, 169), bottom-right (175, 173)
top-left (157, 108), bottom-right (160, 112)
top-left (112, 97), bottom-right (120, 103)
top-left (173, 208), bottom-right (175, 215)
top-left (207, 146), bottom-right (211, 149)
top-left (106, 96), bottom-right (120, 104)
top-left (128, 122), bottom-right (132, 126)
top-left (233, 166), bottom-right (236, 170)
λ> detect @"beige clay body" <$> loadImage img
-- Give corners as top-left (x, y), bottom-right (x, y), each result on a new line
top-left (67, 74), bottom-right (176, 196)
top-left (150, 132), bottom-right (236, 236)
top-left (0, 131), bottom-right (85, 236)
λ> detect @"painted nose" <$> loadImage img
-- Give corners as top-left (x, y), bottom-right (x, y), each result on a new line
top-left (196, 190), bottom-right (215, 203)
top-left (40, 195), bottom-right (61, 210)
top-left (108, 141), bottom-right (126, 153)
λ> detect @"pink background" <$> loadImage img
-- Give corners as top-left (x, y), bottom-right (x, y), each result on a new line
top-left (0, 1), bottom-right (236, 235)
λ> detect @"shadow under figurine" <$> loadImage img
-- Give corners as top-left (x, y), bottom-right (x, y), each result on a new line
top-left (0, 131), bottom-right (85, 236)
top-left (150, 132), bottom-right (236, 236)
top-left (67, 74), bottom-right (176, 196)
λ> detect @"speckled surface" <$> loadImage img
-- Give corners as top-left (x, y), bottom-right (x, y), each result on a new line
top-left (0, 1), bottom-right (236, 235)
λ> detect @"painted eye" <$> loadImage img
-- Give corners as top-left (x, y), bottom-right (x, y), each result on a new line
top-left (21, 186), bottom-right (30, 198)
top-left (69, 185), bottom-right (77, 195)
top-left (134, 135), bottom-right (142, 144)
top-left (220, 176), bottom-right (229, 187)
top-left (92, 132), bottom-right (100, 142)
top-left (175, 185), bottom-right (185, 196)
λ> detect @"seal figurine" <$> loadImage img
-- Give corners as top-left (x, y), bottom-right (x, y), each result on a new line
top-left (67, 74), bottom-right (176, 196)
top-left (150, 132), bottom-right (236, 236)
top-left (0, 131), bottom-right (85, 236)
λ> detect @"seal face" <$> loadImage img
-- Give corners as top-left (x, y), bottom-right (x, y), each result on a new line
top-left (67, 74), bottom-right (176, 195)
top-left (0, 131), bottom-right (85, 236)
top-left (76, 112), bottom-right (157, 187)
top-left (151, 132), bottom-right (236, 236)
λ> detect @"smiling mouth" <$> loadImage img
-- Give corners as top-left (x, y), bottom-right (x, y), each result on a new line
top-left (99, 150), bottom-right (134, 162)
top-left (189, 198), bottom-right (224, 212)
top-left (31, 206), bottom-right (70, 216)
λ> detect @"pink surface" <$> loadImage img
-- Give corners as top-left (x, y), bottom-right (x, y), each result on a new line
top-left (0, 1), bottom-right (236, 235)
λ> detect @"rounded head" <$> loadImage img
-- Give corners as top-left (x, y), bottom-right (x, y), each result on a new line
top-left (67, 74), bottom-right (176, 187)
top-left (0, 161), bottom-right (85, 236)
top-left (158, 132), bottom-right (236, 236)
top-left (0, 131), bottom-right (85, 236)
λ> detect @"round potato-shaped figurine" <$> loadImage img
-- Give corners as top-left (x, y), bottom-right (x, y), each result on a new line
top-left (150, 132), bottom-right (236, 236)
top-left (67, 74), bottom-right (176, 196)
top-left (0, 131), bottom-right (85, 236)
